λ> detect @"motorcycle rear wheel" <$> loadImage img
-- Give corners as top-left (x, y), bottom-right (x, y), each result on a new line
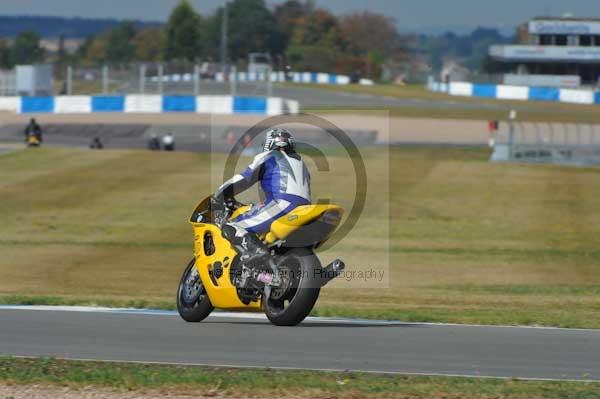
top-left (263, 248), bottom-right (321, 326)
top-left (177, 258), bottom-right (214, 322)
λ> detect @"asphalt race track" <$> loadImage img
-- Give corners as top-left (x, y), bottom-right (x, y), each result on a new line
top-left (1, 306), bottom-right (599, 381)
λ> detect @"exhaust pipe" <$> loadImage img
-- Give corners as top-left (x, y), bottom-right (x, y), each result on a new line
top-left (318, 259), bottom-right (345, 287)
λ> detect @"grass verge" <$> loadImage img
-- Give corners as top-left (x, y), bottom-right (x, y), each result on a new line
top-left (287, 83), bottom-right (600, 123)
top-left (306, 105), bottom-right (600, 124)
top-left (0, 294), bottom-right (175, 311)
top-left (1, 147), bottom-right (600, 328)
top-left (1, 357), bottom-right (599, 399)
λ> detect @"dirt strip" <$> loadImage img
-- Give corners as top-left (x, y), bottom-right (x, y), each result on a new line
top-left (0, 383), bottom-right (338, 399)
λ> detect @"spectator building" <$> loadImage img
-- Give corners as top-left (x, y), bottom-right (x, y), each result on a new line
top-left (489, 17), bottom-right (600, 86)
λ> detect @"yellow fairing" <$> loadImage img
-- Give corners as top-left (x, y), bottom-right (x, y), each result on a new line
top-left (265, 205), bottom-right (343, 245)
top-left (229, 205), bottom-right (252, 221)
top-left (189, 222), bottom-right (261, 311)
top-left (189, 203), bottom-right (342, 311)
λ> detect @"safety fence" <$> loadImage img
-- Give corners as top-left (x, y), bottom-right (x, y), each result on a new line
top-left (491, 121), bottom-right (600, 166)
top-left (0, 63), bottom-right (374, 97)
top-left (152, 71), bottom-right (374, 85)
top-left (0, 70), bottom-right (16, 96)
top-left (427, 80), bottom-right (600, 105)
top-left (0, 95), bottom-right (299, 115)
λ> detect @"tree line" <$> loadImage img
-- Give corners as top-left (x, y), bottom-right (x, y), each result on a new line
top-left (0, 0), bottom-right (404, 80)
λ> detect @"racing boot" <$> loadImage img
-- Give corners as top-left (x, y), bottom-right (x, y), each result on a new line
top-left (222, 225), bottom-right (270, 266)
top-left (239, 233), bottom-right (270, 265)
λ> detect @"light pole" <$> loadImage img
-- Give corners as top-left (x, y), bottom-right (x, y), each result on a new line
top-left (220, 1), bottom-right (229, 74)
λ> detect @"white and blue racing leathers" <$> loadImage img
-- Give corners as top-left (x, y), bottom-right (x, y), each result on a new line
top-left (216, 150), bottom-right (311, 235)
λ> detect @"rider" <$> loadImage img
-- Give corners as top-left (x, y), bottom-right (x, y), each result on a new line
top-left (24, 118), bottom-right (42, 143)
top-left (213, 128), bottom-right (311, 264)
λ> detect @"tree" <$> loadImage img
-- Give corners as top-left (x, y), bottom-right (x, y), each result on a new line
top-left (339, 12), bottom-right (399, 58)
top-left (337, 12), bottom-right (404, 79)
top-left (133, 28), bottom-right (164, 62)
top-left (11, 31), bottom-right (44, 65)
top-left (81, 35), bottom-right (109, 66)
top-left (273, 0), bottom-right (314, 42)
top-left (0, 39), bottom-right (12, 69)
top-left (73, 35), bottom-right (93, 65)
top-left (211, 0), bottom-right (283, 62)
top-left (480, 54), bottom-right (511, 74)
top-left (286, 43), bottom-right (341, 72)
top-left (106, 22), bottom-right (136, 65)
top-left (53, 34), bottom-right (71, 78)
top-left (290, 9), bottom-right (343, 48)
top-left (286, 9), bottom-right (345, 72)
top-left (163, 0), bottom-right (204, 61)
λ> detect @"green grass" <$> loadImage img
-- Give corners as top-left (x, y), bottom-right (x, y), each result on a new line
top-left (286, 82), bottom-right (600, 123)
top-left (1, 146), bottom-right (600, 328)
top-left (0, 294), bottom-right (175, 310)
top-left (52, 80), bottom-right (121, 96)
top-left (1, 357), bottom-right (599, 399)
top-left (435, 284), bottom-right (600, 296)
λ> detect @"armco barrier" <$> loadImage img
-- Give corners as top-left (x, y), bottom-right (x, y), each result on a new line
top-left (559, 89), bottom-right (595, 104)
top-left (91, 96), bottom-right (125, 112)
top-left (428, 80), bottom-right (600, 106)
top-left (496, 85), bottom-right (529, 101)
top-left (196, 96), bottom-right (232, 114)
top-left (233, 96), bottom-right (267, 114)
top-left (472, 84), bottom-right (497, 98)
top-left (162, 95), bottom-right (196, 112)
top-left (0, 96), bottom-right (20, 112)
top-left (528, 87), bottom-right (560, 102)
top-left (0, 95), bottom-right (298, 115)
top-left (448, 82), bottom-right (472, 96)
top-left (21, 96), bottom-right (54, 113)
top-left (55, 95), bottom-right (92, 113)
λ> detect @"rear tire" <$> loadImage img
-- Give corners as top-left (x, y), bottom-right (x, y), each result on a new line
top-left (264, 248), bottom-right (321, 326)
top-left (177, 258), bottom-right (214, 322)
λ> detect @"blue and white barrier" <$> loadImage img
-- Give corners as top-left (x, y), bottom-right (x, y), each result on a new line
top-left (0, 95), bottom-right (299, 115)
top-left (428, 80), bottom-right (600, 105)
top-left (151, 71), bottom-right (374, 86)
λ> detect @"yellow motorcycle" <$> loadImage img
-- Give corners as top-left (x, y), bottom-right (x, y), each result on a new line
top-left (26, 133), bottom-right (41, 147)
top-left (177, 196), bottom-right (345, 326)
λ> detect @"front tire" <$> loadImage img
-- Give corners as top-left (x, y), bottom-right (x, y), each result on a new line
top-left (264, 248), bottom-right (321, 326)
top-left (177, 258), bottom-right (214, 322)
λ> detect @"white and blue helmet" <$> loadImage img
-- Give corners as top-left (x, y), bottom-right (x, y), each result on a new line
top-left (263, 128), bottom-right (295, 152)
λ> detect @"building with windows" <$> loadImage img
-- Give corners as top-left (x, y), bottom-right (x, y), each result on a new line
top-left (489, 17), bottom-right (600, 86)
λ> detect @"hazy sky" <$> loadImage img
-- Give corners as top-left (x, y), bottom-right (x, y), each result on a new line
top-left (0, 0), bottom-right (595, 33)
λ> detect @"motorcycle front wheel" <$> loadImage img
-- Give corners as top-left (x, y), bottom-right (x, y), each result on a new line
top-left (177, 258), bottom-right (214, 322)
top-left (263, 248), bottom-right (321, 326)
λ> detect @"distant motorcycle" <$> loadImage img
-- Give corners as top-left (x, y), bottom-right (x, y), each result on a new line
top-left (26, 132), bottom-right (41, 147)
top-left (24, 119), bottom-right (43, 147)
top-left (177, 196), bottom-right (346, 326)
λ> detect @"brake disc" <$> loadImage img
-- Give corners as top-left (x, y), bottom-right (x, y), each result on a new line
top-left (184, 268), bottom-right (201, 302)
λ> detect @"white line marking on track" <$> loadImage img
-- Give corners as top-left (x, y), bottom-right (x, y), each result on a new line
top-left (1, 305), bottom-right (600, 332)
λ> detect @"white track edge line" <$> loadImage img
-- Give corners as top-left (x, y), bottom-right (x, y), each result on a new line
top-left (0, 305), bottom-right (599, 332)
